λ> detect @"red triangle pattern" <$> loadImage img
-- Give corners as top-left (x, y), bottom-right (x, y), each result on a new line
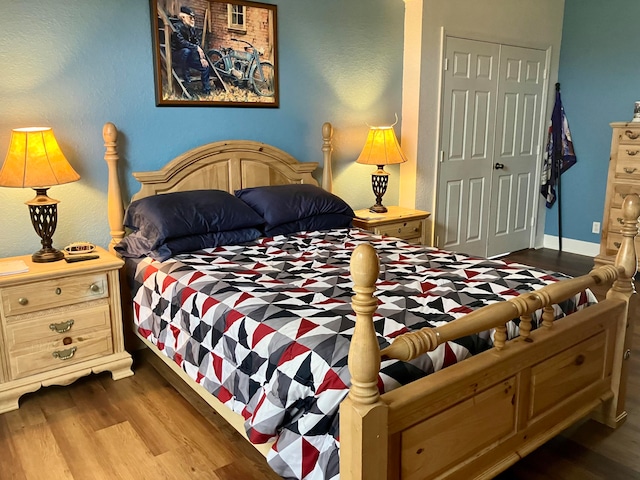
top-left (316, 368), bottom-right (347, 395)
top-left (224, 309), bottom-right (244, 332)
top-left (213, 352), bottom-right (223, 379)
top-left (142, 263), bottom-right (158, 281)
top-left (296, 318), bottom-right (318, 339)
top-left (450, 305), bottom-right (473, 314)
top-left (420, 281), bottom-right (437, 293)
top-left (442, 343), bottom-right (457, 368)
top-left (201, 296), bottom-right (219, 316)
top-left (301, 438), bottom-right (321, 479)
top-left (161, 275), bottom-right (177, 293)
top-left (277, 342), bottom-right (310, 367)
top-left (252, 323), bottom-right (276, 348)
top-left (188, 270), bottom-right (206, 283)
top-left (234, 292), bottom-right (253, 307)
top-left (180, 286), bottom-right (197, 304)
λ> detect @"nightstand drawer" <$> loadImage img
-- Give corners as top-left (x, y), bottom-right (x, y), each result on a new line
top-left (9, 329), bottom-right (114, 380)
top-left (375, 219), bottom-right (423, 241)
top-left (1, 272), bottom-right (108, 316)
top-left (5, 302), bottom-right (111, 348)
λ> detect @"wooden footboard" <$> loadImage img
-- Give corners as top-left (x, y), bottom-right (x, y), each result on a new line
top-left (342, 194), bottom-right (640, 480)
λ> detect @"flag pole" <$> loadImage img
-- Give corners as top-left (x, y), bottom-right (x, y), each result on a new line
top-left (555, 83), bottom-right (562, 252)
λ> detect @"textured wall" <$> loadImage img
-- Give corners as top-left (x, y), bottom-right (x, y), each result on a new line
top-left (0, 0), bottom-right (404, 258)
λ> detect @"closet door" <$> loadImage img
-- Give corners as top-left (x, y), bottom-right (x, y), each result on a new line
top-left (436, 37), bottom-right (547, 257)
top-left (486, 45), bottom-right (546, 257)
top-left (436, 37), bottom-right (499, 257)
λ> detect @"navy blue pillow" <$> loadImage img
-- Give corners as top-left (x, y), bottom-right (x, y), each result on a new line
top-left (235, 184), bottom-right (354, 229)
top-left (264, 213), bottom-right (353, 237)
top-left (123, 190), bottom-right (264, 251)
top-left (115, 228), bottom-right (261, 261)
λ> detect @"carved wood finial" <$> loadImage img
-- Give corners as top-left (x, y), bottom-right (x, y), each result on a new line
top-left (322, 122), bottom-right (334, 194)
top-left (103, 122), bottom-right (125, 254)
top-left (349, 243), bottom-right (381, 405)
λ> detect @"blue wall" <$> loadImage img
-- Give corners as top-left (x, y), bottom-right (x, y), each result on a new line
top-left (0, 0), bottom-right (404, 258)
top-left (548, 0), bottom-right (640, 244)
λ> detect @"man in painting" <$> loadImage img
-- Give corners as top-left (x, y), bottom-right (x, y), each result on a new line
top-left (171, 5), bottom-right (211, 95)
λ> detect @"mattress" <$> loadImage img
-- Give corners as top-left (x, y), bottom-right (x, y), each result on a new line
top-left (128, 228), bottom-right (595, 479)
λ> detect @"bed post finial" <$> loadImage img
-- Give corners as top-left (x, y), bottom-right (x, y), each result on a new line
top-left (322, 122), bottom-right (333, 193)
top-left (103, 122), bottom-right (125, 254)
top-left (341, 243), bottom-right (388, 480)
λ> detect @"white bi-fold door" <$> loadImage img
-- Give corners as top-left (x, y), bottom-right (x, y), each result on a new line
top-left (436, 36), bottom-right (547, 258)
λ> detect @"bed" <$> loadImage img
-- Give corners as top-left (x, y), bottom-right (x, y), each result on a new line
top-left (102, 121), bottom-right (639, 480)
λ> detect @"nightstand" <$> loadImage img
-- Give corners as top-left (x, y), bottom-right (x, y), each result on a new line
top-left (352, 206), bottom-right (431, 245)
top-left (0, 247), bottom-right (133, 413)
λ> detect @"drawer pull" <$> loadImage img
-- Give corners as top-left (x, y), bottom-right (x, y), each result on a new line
top-left (624, 167), bottom-right (637, 174)
top-left (397, 228), bottom-right (402, 233)
top-left (617, 217), bottom-right (624, 224)
top-left (627, 150), bottom-right (639, 156)
top-left (574, 354), bottom-right (586, 366)
top-left (90, 283), bottom-right (101, 293)
top-left (624, 349), bottom-right (632, 360)
top-left (625, 130), bottom-right (640, 140)
top-left (52, 346), bottom-right (77, 361)
top-left (55, 287), bottom-right (62, 295)
top-left (18, 297), bottom-right (28, 306)
top-left (614, 242), bottom-right (621, 248)
top-left (49, 319), bottom-right (75, 334)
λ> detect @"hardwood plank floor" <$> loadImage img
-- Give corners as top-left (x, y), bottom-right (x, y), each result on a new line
top-left (0, 248), bottom-right (638, 479)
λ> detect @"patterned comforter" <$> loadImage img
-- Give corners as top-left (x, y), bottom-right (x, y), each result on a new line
top-left (130, 228), bottom-right (595, 479)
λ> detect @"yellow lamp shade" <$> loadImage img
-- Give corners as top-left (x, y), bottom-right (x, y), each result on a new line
top-left (355, 125), bottom-right (407, 166)
top-left (0, 127), bottom-right (80, 188)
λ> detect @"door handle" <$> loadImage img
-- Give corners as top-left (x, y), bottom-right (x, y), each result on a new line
top-left (494, 162), bottom-right (505, 170)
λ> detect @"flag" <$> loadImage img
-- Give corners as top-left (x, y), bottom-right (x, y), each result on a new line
top-left (540, 87), bottom-right (577, 208)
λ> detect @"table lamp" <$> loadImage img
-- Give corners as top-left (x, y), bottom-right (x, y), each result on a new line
top-left (355, 123), bottom-right (407, 213)
top-left (0, 127), bottom-right (80, 262)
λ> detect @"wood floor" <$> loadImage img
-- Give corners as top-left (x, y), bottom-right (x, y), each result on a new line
top-left (1, 249), bottom-right (638, 479)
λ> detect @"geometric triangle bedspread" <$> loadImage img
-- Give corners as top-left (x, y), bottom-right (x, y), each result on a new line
top-left (129, 228), bottom-right (595, 480)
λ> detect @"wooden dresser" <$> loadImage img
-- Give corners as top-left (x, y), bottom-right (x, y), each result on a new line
top-left (0, 247), bottom-right (133, 413)
top-left (594, 122), bottom-right (640, 269)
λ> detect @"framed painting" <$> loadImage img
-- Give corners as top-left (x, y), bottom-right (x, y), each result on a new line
top-left (151, 0), bottom-right (278, 107)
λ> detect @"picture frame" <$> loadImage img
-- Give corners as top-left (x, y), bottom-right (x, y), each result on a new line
top-left (150, 0), bottom-right (278, 107)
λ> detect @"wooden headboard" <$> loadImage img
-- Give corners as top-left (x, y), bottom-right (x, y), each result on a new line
top-left (102, 122), bottom-right (334, 252)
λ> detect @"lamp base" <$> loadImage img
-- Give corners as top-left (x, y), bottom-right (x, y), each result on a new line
top-left (369, 204), bottom-right (388, 214)
top-left (26, 188), bottom-right (65, 263)
top-left (32, 247), bottom-right (65, 263)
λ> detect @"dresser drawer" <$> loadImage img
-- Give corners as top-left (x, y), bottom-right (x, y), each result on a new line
top-left (8, 329), bottom-right (113, 380)
top-left (374, 219), bottom-right (423, 241)
top-left (529, 332), bottom-right (606, 419)
top-left (611, 184), bottom-right (640, 208)
top-left (605, 231), bottom-right (640, 256)
top-left (5, 303), bottom-right (111, 348)
top-left (618, 127), bottom-right (640, 145)
top-left (1, 273), bottom-right (108, 316)
top-left (614, 150), bottom-right (640, 180)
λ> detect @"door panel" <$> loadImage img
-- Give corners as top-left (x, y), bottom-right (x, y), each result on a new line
top-left (487, 45), bottom-right (546, 257)
top-left (437, 37), bottom-right (499, 256)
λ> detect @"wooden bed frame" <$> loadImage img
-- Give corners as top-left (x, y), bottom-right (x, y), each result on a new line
top-left (103, 121), bottom-right (639, 480)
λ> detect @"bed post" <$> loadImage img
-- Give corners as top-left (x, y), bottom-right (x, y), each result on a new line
top-left (595, 193), bottom-right (640, 428)
top-left (103, 122), bottom-right (125, 254)
top-left (322, 122), bottom-right (333, 193)
top-left (341, 244), bottom-right (388, 480)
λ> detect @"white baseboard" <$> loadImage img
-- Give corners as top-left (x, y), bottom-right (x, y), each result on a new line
top-left (542, 235), bottom-right (600, 257)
